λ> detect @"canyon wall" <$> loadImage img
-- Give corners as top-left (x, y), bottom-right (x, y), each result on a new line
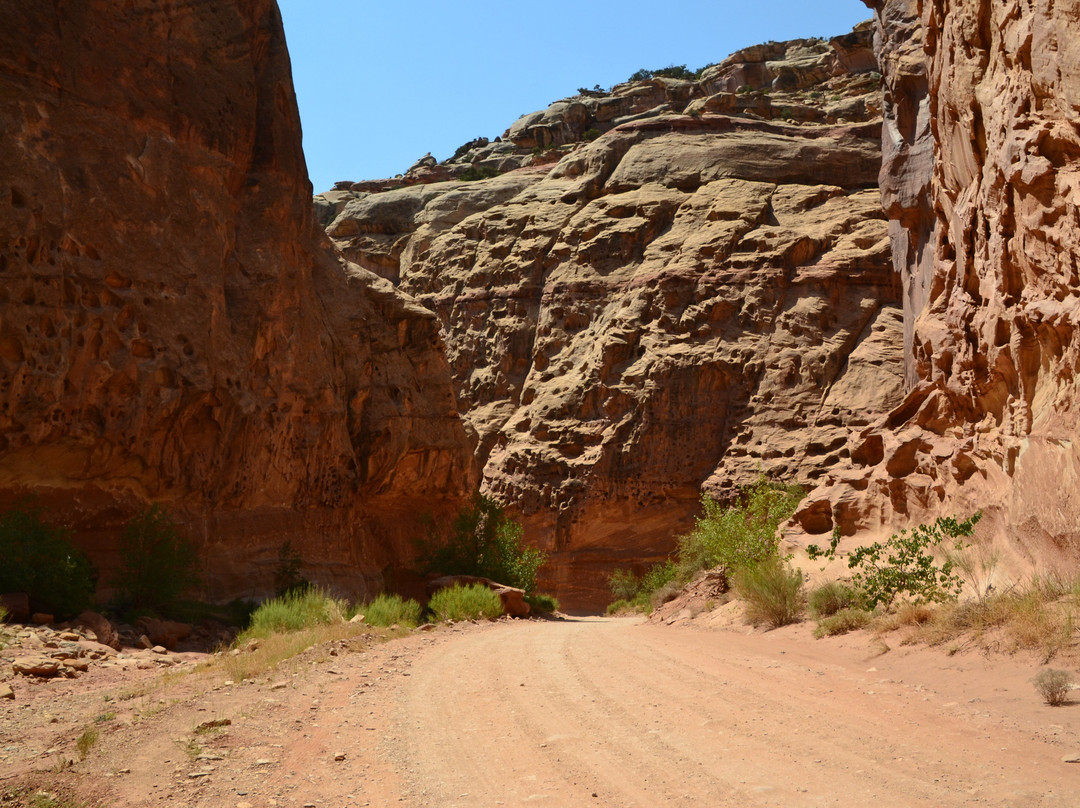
top-left (794, 0), bottom-right (1080, 575)
top-left (0, 1), bottom-right (473, 600)
top-left (324, 33), bottom-right (903, 609)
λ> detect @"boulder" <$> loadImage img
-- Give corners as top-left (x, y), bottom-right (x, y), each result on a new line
top-left (135, 617), bottom-right (192, 651)
top-left (75, 611), bottom-right (121, 651)
top-left (12, 657), bottom-right (61, 677)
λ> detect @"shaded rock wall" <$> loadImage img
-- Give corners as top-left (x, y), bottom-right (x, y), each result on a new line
top-left (0, 1), bottom-right (473, 600)
top-left (326, 34), bottom-right (903, 610)
top-left (794, 0), bottom-right (1080, 575)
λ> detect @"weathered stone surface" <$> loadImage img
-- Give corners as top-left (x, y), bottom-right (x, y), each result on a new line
top-left (327, 28), bottom-right (899, 611)
top-left (1, 1), bottom-right (473, 599)
top-left (791, 0), bottom-right (1080, 575)
top-left (75, 611), bottom-right (121, 651)
top-left (12, 657), bottom-right (60, 677)
top-left (134, 617), bottom-right (191, 651)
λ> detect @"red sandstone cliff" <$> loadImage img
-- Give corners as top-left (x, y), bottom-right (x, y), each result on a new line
top-left (0, 1), bottom-right (473, 599)
top-left (322, 33), bottom-right (901, 610)
top-left (794, 0), bottom-right (1080, 576)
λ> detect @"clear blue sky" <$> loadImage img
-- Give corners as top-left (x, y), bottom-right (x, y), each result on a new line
top-left (278, 1), bottom-right (872, 193)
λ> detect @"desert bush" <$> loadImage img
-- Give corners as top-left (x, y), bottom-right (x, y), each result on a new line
top-left (606, 560), bottom-right (677, 613)
top-left (676, 478), bottom-right (804, 583)
top-left (807, 512), bottom-right (981, 608)
top-left (457, 165), bottom-right (500, 182)
top-left (428, 584), bottom-right (503, 622)
top-left (808, 580), bottom-right (861, 619)
top-left (0, 500), bottom-right (95, 618)
top-left (814, 607), bottom-right (873, 638)
top-left (525, 593), bottom-right (560, 613)
top-left (418, 493), bottom-right (545, 593)
top-left (241, 587), bottom-right (345, 641)
top-left (273, 540), bottom-right (311, 597)
top-left (609, 569), bottom-right (640, 602)
top-left (359, 593), bottom-right (421, 628)
top-left (582, 127), bottom-right (601, 141)
top-left (76, 727), bottom-right (98, 760)
top-left (114, 505), bottom-right (199, 614)
top-left (0, 604), bottom-right (7, 623)
top-left (628, 64), bottom-right (695, 82)
top-left (1033, 668), bottom-right (1073, 705)
top-left (734, 557), bottom-right (805, 628)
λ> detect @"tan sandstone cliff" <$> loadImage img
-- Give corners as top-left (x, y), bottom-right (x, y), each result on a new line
top-left (0, 1), bottom-right (473, 599)
top-left (322, 31), bottom-right (903, 610)
top-left (793, 0), bottom-right (1080, 577)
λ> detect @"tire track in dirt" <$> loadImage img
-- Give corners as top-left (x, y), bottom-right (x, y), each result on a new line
top-left (392, 617), bottom-right (1080, 807)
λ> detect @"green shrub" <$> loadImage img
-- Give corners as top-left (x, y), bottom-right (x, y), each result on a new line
top-left (273, 540), bottom-right (311, 597)
top-left (582, 127), bottom-right (601, 141)
top-left (808, 580), bottom-right (861, 619)
top-left (429, 584), bottom-right (503, 622)
top-left (525, 593), bottom-right (560, 613)
top-left (0, 500), bottom-right (95, 618)
top-left (676, 478), bottom-right (804, 582)
top-left (1032, 668), bottom-right (1073, 705)
top-left (418, 493), bottom-right (545, 593)
top-left (814, 607), bottom-right (873, 638)
top-left (629, 64), bottom-right (695, 82)
top-left (734, 557), bottom-right (805, 628)
top-left (609, 568), bottom-right (640, 602)
top-left (359, 593), bottom-right (421, 628)
top-left (241, 587), bottom-right (345, 641)
top-left (607, 560), bottom-right (677, 613)
top-left (457, 165), bottom-right (500, 182)
top-left (114, 505), bottom-right (199, 615)
top-left (807, 512), bottom-right (981, 608)
top-left (0, 604), bottom-right (7, 623)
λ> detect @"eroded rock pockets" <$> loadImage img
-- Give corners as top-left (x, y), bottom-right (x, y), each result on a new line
top-left (0, 1), bottom-right (473, 601)
top-left (324, 28), bottom-right (903, 611)
top-left (792, 0), bottom-right (1080, 579)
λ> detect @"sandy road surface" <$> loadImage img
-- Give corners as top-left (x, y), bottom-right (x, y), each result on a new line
top-left (391, 617), bottom-right (1080, 807)
top-left (5, 616), bottom-right (1080, 807)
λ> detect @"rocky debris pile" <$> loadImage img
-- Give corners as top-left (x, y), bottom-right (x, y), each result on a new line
top-left (0, 611), bottom-right (231, 696)
top-left (318, 23), bottom-right (900, 611)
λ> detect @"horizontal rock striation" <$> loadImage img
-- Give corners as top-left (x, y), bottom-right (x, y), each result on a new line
top-left (325, 31), bottom-right (902, 610)
top-left (0, 1), bottom-right (473, 599)
top-left (793, 0), bottom-right (1080, 575)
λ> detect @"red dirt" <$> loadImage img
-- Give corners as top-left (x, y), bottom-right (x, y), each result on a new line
top-left (3, 616), bottom-right (1080, 807)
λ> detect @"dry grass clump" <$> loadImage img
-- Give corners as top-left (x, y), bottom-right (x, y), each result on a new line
top-left (893, 574), bottom-right (1079, 661)
top-left (1032, 668), bottom-right (1074, 705)
top-left (733, 557), bottom-right (805, 628)
top-left (808, 581), bottom-right (861, 619)
top-left (814, 607), bottom-right (873, 638)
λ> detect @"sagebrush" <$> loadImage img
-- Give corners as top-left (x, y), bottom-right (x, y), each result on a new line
top-left (1032, 668), bottom-right (1073, 706)
top-left (734, 557), bottom-right (805, 628)
top-left (429, 584), bottom-right (503, 622)
top-left (359, 593), bottom-right (421, 628)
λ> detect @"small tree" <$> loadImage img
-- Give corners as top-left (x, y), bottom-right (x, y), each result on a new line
top-left (807, 512), bottom-right (982, 608)
top-left (114, 505), bottom-right (199, 614)
top-left (418, 493), bottom-right (545, 594)
top-left (0, 499), bottom-right (95, 618)
top-left (274, 540), bottom-right (311, 597)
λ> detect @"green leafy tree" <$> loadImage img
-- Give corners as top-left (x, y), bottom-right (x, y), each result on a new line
top-left (0, 499), bottom-right (95, 618)
top-left (676, 478), bottom-right (805, 582)
top-left (419, 493), bottom-right (545, 593)
top-left (807, 512), bottom-right (982, 608)
top-left (114, 505), bottom-right (199, 614)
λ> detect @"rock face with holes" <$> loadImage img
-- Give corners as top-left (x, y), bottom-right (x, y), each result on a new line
top-left (0, 1), bottom-right (472, 598)
top-left (791, 0), bottom-right (1080, 573)
top-left (326, 28), bottom-right (902, 610)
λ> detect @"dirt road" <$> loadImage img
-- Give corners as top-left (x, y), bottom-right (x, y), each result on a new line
top-left (5, 616), bottom-right (1080, 807)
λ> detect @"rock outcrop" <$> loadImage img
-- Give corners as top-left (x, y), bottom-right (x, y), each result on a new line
top-left (0, 1), bottom-right (473, 599)
top-left (323, 31), bottom-right (901, 610)
top-left (792, 0), bottom-right (1080, 575)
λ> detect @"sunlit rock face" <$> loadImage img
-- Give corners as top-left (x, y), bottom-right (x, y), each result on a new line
top-left (325, 30), bottom-right (904, 611)
top-left (0, 1), bottom-right (473, 600)
top-left (792, 0), bottom-right (1080, 577)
